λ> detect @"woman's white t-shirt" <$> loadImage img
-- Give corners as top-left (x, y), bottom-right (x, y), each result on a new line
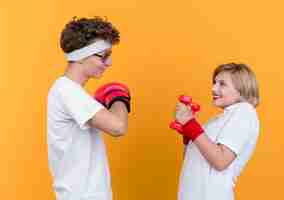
top-left (178, 102), bottom-right (260, 200)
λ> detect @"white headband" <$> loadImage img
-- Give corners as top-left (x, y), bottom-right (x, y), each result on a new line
top-left (65, 40), bottom-right (112, 61)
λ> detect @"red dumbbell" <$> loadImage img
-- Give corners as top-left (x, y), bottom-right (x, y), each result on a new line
top-left (169, 95), bottom-right (200, 133)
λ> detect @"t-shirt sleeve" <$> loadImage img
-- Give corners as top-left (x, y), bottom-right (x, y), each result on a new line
top-left (59, 84), bottom-right (104, 130)
top-left (216, 104), bottom-right (259, 155)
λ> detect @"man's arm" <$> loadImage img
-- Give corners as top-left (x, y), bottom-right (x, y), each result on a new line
top-left (88, 101), bottom-right (128, 137)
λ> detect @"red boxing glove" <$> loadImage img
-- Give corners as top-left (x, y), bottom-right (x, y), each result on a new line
top-left (182, 118), bottom-right (204, 141)
top-left (94, 82), bottom-right (131, 112)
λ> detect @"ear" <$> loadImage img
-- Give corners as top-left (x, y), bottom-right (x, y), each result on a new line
top-left (77, 56), bottom-right (89, 64)
top-left (77, 59), bottom-right (85, 64)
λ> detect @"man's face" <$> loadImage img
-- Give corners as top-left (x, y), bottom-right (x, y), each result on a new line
top-left (82, 48), bottom-right (112, 79)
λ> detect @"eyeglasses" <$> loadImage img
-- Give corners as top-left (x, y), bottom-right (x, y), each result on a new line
top-left (93, 51), bottom-right (112, 63)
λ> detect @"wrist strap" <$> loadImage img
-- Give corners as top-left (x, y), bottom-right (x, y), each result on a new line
top-left (182, 118), bottom-right (204, 141)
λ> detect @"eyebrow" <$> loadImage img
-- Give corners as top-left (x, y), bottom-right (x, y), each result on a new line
top-left (214, 79), bottom-right (226, 84)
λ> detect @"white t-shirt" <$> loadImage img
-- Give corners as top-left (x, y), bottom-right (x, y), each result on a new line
top-left (47, 76), bottom-right (112, 200)
top-left (178, 102), bottom-right (260, 200)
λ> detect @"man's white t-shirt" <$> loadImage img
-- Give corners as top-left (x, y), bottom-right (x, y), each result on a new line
top-left (47, 76), bottom-right (112, 200)
top-left (178, 102), bottom-right (260, 200)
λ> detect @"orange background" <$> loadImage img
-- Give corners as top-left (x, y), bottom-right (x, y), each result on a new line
top-left (1, 0), bottom-right (283, 199)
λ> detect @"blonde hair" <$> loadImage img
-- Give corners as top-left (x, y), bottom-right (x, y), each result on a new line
top-left (213, 63), bottom-right (260, 107)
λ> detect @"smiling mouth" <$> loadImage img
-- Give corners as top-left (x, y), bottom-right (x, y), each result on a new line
top-left (213, 94), bottom-right (221, 100)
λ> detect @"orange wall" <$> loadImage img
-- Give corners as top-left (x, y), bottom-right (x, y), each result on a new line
top-left (1, 1), bottom-right (283, 199)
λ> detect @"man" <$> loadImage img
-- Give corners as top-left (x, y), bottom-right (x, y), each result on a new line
top-left (47, 16), bottom-right (130, 200)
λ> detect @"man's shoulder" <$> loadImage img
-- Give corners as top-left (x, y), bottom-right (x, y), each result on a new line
top-left (49, 76), bottom-right (74, 93)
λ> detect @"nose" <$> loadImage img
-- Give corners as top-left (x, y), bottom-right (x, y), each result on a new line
top-left (212, 83), bottom-right (218, 93)
top-left (104, 57), bottom-right (112, 66)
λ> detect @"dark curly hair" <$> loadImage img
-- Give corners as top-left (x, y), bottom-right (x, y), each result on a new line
top-left (60, 16), bottom-right (120, 53)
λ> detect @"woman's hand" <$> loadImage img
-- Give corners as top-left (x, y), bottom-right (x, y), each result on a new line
top-left (175, 102), bottom-right (194, 125)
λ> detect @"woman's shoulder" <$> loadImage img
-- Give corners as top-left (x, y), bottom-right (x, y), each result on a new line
top-left (226, 102), bottom-right (257, 116)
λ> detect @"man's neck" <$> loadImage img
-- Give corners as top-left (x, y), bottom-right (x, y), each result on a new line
top-left (64, 63), bottom-right (88, 86)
